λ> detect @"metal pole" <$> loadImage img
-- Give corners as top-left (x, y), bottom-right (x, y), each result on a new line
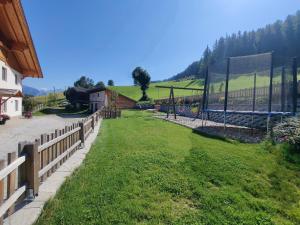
top-left (197, 67), bottom-right (209, 119)
top-left (292, 57), bottom-right (298, 114)
top-left (281, 66), bottom-right (286, 112)
top-left (252, 73), bottom-right (257, 112)
top-left (171, 87), bottom-right (177, 119)
top-left (267, 52), bottom-right (274, 132)
top-left (268, 52), bottom-right (274, 113)
top-left (224, 58), bottom-right (231, 132)
top-left (166, 88), bottom-right (172, 118)
top-left (252, 73), bottom-right (257, 134)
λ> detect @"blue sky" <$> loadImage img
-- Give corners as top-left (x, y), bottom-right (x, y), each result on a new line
top-left (22, 0), bottom-right (300, 90)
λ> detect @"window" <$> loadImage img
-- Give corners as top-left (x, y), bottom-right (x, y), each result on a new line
top-left (15, 74), bottom-right (18, 85)
top-left (2, 67), bottom-right (7, 81)
top-left (15, 100), bottom-right (19, 111)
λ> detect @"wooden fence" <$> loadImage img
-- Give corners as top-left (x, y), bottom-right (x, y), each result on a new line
top-left (0, 108), bottom-right (120, 223)
top-left (100, 107), bottom-right (121, 119)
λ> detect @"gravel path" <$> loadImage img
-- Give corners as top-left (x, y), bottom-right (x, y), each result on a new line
top-left (155, 113), bottom-right (265, 143)
top-left (0, 115), bottom-right (84, 160)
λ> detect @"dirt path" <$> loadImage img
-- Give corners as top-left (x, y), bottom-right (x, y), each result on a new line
top-left (0, 115), bottom-right (84, 160)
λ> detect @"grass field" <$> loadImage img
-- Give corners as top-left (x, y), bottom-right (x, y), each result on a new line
top-left (35, 110), bottom-right (300, 225)
top-left (32, 92), bottom-right (65, 105)
top-left (110, 80), bottom-right (204, 101)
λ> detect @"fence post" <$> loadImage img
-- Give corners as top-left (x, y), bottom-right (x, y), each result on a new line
top-left (0, 160), bottom-right (4, 225)
top-left (7, 152), bottom-right (16, 216)
top-left (22, 141), bottom-right (40, 197)
top-left (79, 122), bottom-right (85, 146)
top-left (91, 115), bottom-right (95, 130)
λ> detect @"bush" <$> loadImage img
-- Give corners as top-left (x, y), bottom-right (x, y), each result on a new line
top-left (23, 96), bottom-right (38, 112)
top-left (273, 118), bottom-right (300, 151)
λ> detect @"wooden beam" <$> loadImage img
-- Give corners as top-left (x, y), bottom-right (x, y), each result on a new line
top-left (0, 0), bottom-right (13, 5)
top-left (9, 41), bottom-right (28, 52)
top-left (22, 69), bottom-right (39, 77)
top-left (0, 34), bottom-right (28, 52)
top-left (155, 85), bottom-right (203, 91)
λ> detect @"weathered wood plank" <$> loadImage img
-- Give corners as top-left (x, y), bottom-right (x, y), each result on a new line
top-left (7, 152), bottom-right (17, 216)
top-left (38, 127), bottom-right (81, 152)
top-left (38, 140), bottom-right (81, 178)
top-left (0, 160), bottom-right (5, 225)
top-left (0, 185), bottom-right (26, 218)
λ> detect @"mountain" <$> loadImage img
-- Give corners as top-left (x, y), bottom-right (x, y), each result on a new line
top-left (169, 10), bottom-right (300, 80)
top-left (23, 85), bottom-right (64, 96)
top-left (23, 85), bottom-right (43, 96)
top-left (168, 61), bottom-right (201, 81)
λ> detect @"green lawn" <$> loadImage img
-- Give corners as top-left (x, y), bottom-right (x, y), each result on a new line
top-left (36, 110), bottom-right (300, 225)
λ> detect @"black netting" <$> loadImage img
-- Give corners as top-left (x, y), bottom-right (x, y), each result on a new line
top-left (206, 60), bottom-right (227, 110)
top-left (205, 53), bottom-right (296, 114)
top-left (279, 60), bottom-right (294, 112)
top-left (227, 53), bottom-right (272, 112)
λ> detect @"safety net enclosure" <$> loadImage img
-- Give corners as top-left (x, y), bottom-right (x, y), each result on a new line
top-left (202, 52), bottom-right (298, 130)
top-left (205, 59), bottom-right (227, 111)
top-left (271, 59), bottom-right (295, 113)
top-left (227, 53), bottom-right (272, 112)
top-left (205, 52), bottom-right (297, 115)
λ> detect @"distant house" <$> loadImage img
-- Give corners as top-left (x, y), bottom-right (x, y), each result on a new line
top-left (66, 87), bottom-right (136, 111)
top-left (0, 0), bottom-right (43, 117)
top-left (66, 87), bottom-right (91, 109)
top-left (89, 88), bottom-right (137, 112)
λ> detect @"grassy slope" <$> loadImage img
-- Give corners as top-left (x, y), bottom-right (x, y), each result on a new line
top-left (110, 80), bottom-right (203, 101)
top-left (36, 110), bottom-right (300, 225)
top-left (32, 92), bottom-right (65, 104)
top-left (108, 77), bottom-right (272, 101)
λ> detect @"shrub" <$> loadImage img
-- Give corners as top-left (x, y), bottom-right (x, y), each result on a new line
top-left (23, 96), bottom-right (38, 112)
top-left (273, 118), bottom-right (300, 151)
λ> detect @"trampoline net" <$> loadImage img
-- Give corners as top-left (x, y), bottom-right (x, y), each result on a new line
top-left (227, 53), bottom-right (272, 112)
top-left (272, 60), bottom-right (294, 112)
top-left (206, 59), bottom-right (227, 110)
top-left (206, 53), bottom-right (295, 113)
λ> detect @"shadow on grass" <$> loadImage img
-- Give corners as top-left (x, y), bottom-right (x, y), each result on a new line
top-left (34, 107), bottom-right (90, 118)
top-left (192, 128), bottom-right (235, 143)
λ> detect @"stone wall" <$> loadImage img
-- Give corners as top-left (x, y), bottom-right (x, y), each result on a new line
top-left (159, 105), bottom-right (290, 129)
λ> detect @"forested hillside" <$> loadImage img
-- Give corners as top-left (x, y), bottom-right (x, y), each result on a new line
top-left (170, 10), bottom-right (300, 80)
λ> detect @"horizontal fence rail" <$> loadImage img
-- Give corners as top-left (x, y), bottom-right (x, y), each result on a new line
top-left (0, 107), bottom-right (121, 223)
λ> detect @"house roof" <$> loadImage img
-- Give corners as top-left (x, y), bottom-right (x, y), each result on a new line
top-left (0, 0), bottom-right (43, 78)
top-left (88, 87), bottom-right (137, 103)
top-left (105, 89), bottom-right (137, 103)
top-left (0, 88), bottom-right (23, 97)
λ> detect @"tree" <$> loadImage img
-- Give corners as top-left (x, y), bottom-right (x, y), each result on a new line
top-left (64, 87), bottom-right (77, 106)
top-left (23, 96), bottom-right (37, 112)
top-left (74, 76), bottom-right (94, 89)
top-left (95, 81), bottom-right (105, 89)
top-left (107, 80), bottom-right (114, 86)
top-left (132, 67), bottom-right (151, 101)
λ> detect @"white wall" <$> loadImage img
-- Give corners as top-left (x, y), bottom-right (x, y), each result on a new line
top-left (89, 91), bottom-right (107, 112)
top-left (0, 60), bottom-right (23, 117)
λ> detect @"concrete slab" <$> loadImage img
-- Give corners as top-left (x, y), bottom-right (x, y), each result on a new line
top-left (4, 119), bottom-right (102, 225)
